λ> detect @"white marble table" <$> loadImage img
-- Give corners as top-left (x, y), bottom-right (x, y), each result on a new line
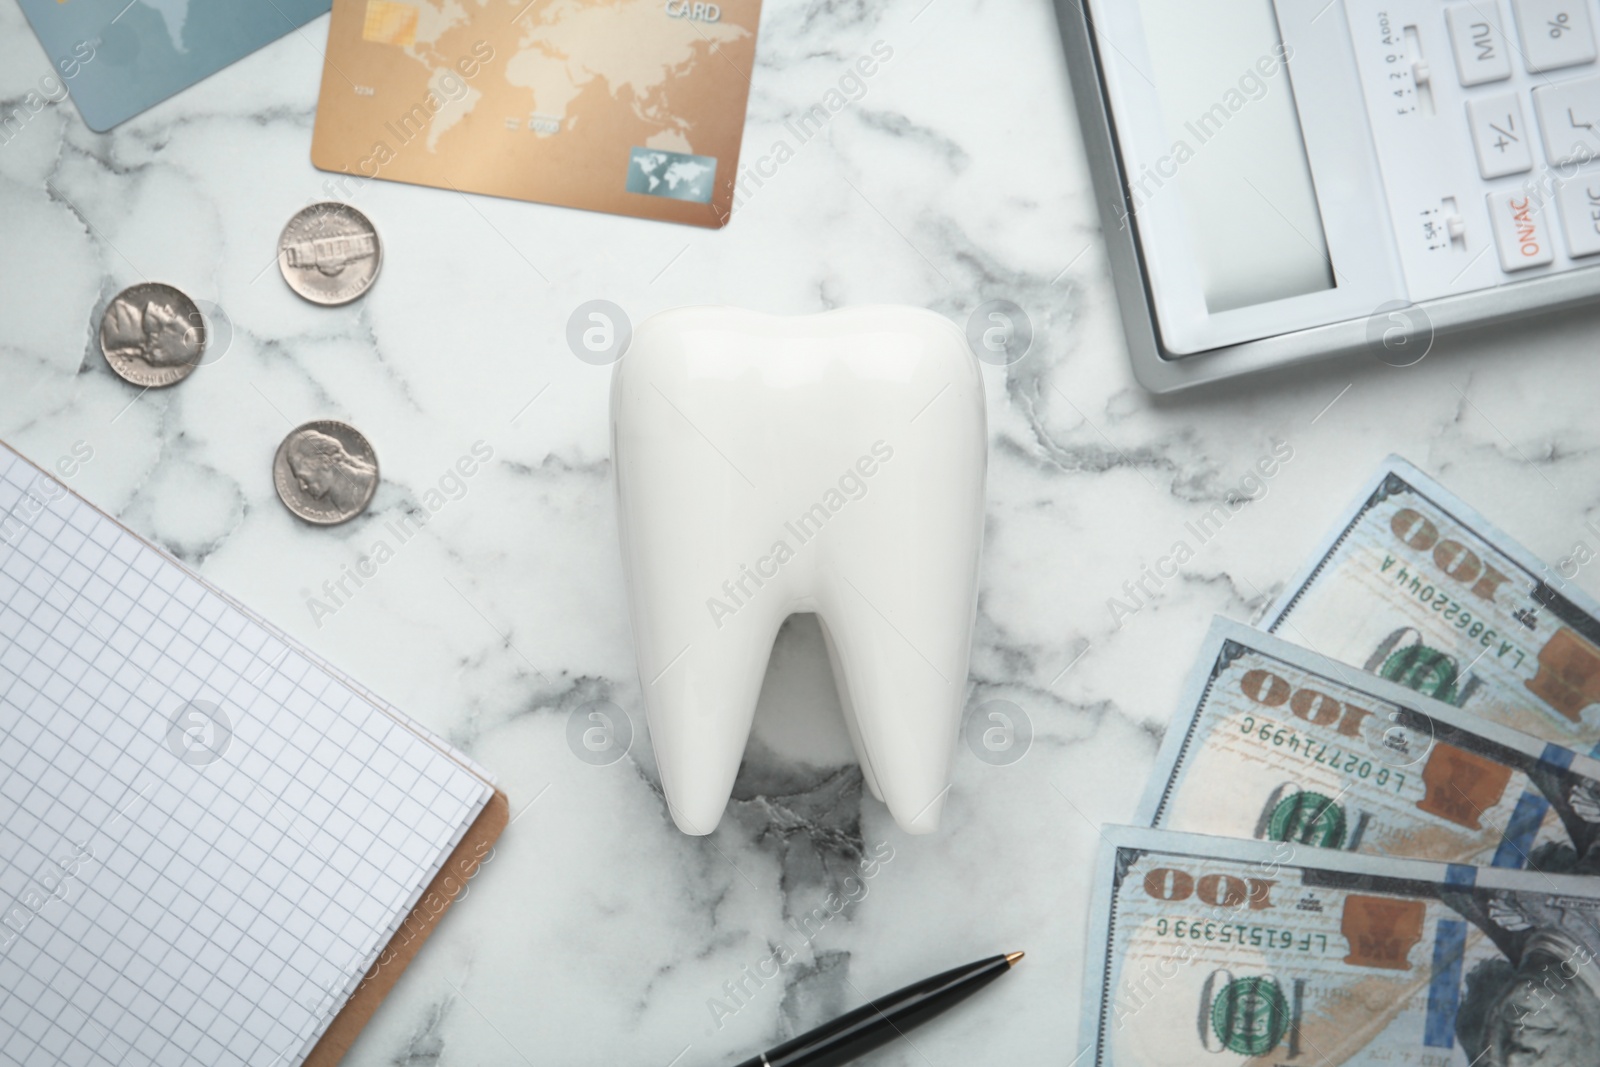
top-left (5, 0), bottom-right (1600, 1062)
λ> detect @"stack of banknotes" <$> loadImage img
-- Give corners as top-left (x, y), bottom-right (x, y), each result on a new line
top-left (1084, 456), bottom-right (1600, 1066)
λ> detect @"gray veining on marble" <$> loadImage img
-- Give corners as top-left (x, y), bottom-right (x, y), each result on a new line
top-left (5, 0), bottom-right (1600, 1062)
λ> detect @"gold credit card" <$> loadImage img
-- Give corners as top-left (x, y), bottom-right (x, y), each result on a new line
top-left (311, 0), bottom-right (762, 227)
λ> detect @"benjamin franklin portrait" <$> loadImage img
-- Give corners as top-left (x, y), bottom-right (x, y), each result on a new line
top-left (1457, 931), bottom-right (1600, 1067)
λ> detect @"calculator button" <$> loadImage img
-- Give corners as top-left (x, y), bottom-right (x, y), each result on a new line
top-left (1532, 75), bottom-right (1600, 165)
top-left (1511, 0), bottom-right (1598, 72)
top-left (1554, 176), bottom-right (1600, 255)
top-left (1486, 190), bottom-right (1556, 269)
top-left (1448, 3), bottom-right (1514, 85)
top-left (1467, 93), bottom-right (1535, 176)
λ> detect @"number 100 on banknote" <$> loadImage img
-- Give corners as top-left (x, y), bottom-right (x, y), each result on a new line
top-left (1266, 456), bottom-right (1600, 753)
top-left (1142, 619), bottom-right (1600, 874)
top-left (1083, 828), bottom-right (1600, 1067)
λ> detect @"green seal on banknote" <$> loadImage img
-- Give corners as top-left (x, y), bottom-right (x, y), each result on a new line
top-left (1209, 975), bottom-right (1289, 1056)
top-left (1266, 791), bottom-right (1346, 848)
top-left (1376, 641), bottom-right (1463, 705)
top-left (1261, 457), bottom-right (1600, 748)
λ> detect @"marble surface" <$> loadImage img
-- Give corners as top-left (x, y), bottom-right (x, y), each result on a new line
top-left (6, 0), bottom-right (1600, 1063)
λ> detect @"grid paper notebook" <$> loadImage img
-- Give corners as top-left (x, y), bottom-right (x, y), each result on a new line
top-left (0, 442), bottom-right (494, 1067)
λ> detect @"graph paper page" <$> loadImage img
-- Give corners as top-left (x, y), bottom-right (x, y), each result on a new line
top-left (0, 442), bottom-right (491, 1067)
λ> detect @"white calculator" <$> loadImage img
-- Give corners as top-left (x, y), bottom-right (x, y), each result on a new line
top-left (1055, 0), bottom-right (1600, 391)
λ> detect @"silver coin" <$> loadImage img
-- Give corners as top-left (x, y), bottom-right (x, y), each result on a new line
top-left (98, 283), bottom-right (206, 387)
top-left (273, 421), bottom-right (379, 525)
top-left (277, 202), bottom-right (382, 306)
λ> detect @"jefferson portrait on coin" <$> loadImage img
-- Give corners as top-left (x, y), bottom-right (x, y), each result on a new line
top-left (103, 296), bottom-right (201, 367)
top-left (285, 429), bottom-right (377, 514)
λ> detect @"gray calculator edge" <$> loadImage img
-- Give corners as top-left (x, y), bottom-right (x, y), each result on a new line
top-left (1051, 0), bottom-right (1600, 394)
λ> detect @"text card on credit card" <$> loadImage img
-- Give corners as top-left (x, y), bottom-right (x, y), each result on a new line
top-left (311, 0), bottom-right (762, 227)
top-left (16, 0), bottom-right (332, 132)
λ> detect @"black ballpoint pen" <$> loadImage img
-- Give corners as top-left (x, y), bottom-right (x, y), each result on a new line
top-left (731, 951), bottom-right (1024, 1067)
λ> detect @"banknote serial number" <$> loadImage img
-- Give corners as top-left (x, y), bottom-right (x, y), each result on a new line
top-left (1380, 555), bottom-right (1529, 667)
top-left (1153, 917), bottom-right (1329, 953)
top-left (1238, 716), bottom-right (1408, 793)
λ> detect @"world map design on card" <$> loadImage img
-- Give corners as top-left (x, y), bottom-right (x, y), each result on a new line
top-left (311, 0), bottom-right (763, 227)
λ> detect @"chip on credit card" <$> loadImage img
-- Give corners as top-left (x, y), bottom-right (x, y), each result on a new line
top-left (310, 0), bottom-right (762, 227)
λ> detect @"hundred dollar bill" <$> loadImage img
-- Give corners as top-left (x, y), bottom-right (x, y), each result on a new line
top-left (1082, 826), bottom-right (1600, 1067)
top-left (1141, 617), bottom-right (1600, 873)
top-left (1264, 455), bottom-right (1600, 752)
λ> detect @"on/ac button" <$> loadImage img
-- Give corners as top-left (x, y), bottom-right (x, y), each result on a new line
top-left (1485, 190), bottom-right (1555, 270)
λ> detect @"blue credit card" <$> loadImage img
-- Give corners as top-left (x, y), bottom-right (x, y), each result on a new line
top-left (15, 0), bottom-right (331, 132)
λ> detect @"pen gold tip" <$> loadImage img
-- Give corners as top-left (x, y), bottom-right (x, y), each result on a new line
top-left (1005, 951), bottom-right (1025, 966)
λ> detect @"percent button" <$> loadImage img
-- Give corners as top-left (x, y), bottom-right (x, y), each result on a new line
top-left (1513, 0), bottom-right (1597, 71)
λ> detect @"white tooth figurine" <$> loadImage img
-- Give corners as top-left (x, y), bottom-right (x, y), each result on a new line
top-left (611, 306), bottom-right (987, 835)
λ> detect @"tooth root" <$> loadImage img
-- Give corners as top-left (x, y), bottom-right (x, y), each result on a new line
top-left (645, 611), bottom-right (783, 835)
top-left (817, 570), bottom-right (977, 835)
top-left (818, 616), bottom-right (885, 802)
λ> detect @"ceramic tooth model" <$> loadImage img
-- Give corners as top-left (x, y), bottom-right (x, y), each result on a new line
top-left (610, 306), bottom-right (988, 835)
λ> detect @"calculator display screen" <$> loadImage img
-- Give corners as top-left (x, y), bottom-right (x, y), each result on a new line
top-left (1133, 0), bottom-right (1336, 312)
